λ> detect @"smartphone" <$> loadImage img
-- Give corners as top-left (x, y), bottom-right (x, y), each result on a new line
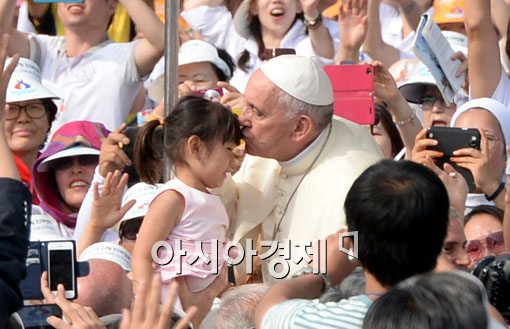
top-left (18, 304), bottom-right (62, 329)
top-left (323, 64), bottom-right (375, 125)
top-left (192, 87), bottom-right (224, 100)
top-left (506, 150), bottom-right (510, 176)
top-left (426, 126), bottom-right (481, 192)
top-left (47, 241), bottom-right (76, 299)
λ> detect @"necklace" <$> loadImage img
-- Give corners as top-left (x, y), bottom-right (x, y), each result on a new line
top-left (271, 123), bottom-right (332, 240)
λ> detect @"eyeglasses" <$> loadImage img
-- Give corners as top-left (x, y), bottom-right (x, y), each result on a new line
top-left (50, 155), bottom-right (99, 171)
top-left (418, 95), bottom-right (446, 108)
top-left (465, 231), bottom-right (505, 261)
top-left (6, 103), bottom-right (47, 120)
top-left (483, 132), bottom-right (502, 150)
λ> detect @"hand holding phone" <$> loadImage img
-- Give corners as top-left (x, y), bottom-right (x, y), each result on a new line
top-left (18, 304), bottom-right (62, 329)
top-left (47, 241), bottom-right (76, 299)
top-left (324, 64), bottom-right (375, 125)
top-left (426, 126), bottom-right (481, 193)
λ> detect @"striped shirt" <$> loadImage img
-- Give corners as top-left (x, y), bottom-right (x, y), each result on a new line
top-left (262, 294), bottom-right (372, 329)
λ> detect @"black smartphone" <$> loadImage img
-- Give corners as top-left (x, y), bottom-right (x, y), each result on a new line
top-left (427, 126), bottom-right (481, 192)
top-left (18, 304), bottom-right (62, 329)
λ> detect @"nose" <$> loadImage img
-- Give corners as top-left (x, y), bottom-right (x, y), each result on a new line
top-left (431, 99), bottom-right (445, 113)
top-left (69, 158), bottom-right (84, 174)
top-left (16, 108), bottom-right (31, 122)
top-left (454, 249), bottom-right (471, 269)
top-left (183, 80), bottom-right (197, 91)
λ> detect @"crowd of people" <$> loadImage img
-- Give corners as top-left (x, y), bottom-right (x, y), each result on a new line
top-left (0, 0), bottom-right (510, 328)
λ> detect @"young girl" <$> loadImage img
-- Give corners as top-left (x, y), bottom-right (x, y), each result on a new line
top-left (131, 96), bottom-right (242, 300)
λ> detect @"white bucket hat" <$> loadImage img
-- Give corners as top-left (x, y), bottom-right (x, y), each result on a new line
top-left (5, 57), bottom-right (59, 103)
top-left (260, 55), bottom-right (334, 106)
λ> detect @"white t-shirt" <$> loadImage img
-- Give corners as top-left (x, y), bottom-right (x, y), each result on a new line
top-left (30, 205), bottom-right (74, 241)
top-left (28, 34), bottom-right (143, 133)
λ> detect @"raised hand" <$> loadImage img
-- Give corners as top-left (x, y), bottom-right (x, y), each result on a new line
top-left (89, 170), bottom-right (134, 231)
top-left (410, 128), bottom-right (444, 165)
top-left (338, 0), bottom-right (369, 52)
top-left (98, 124), bottom-right (132, 177)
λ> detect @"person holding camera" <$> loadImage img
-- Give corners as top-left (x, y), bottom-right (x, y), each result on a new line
top-left (411, 98), bottom-right (509, 212)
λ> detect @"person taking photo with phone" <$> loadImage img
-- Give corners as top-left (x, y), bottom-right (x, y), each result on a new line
top-left (412, 98), bottom-right (509, 212)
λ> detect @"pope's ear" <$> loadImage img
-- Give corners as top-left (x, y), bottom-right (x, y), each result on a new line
top-left (291, 115), bottom-right (313, 141)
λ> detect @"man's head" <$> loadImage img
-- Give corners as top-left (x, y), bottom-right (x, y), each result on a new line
top-left (240, 55), bottom-right (334, 161)
top-left (345, 160), bottom-right (449, 287)
top-left (57, 0), bottom-right (117, 33)
top-left (75, 259), bottom-right (132, 317)
top-left (440, 216), bottom-right (470, 271)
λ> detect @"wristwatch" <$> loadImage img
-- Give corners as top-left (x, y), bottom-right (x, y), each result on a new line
top-left (303, 14), bottom-right (323, 30)
top-left (291, 267), bottom-right (331, 293)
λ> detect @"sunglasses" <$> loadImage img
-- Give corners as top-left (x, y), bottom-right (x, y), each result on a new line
top-left (50, 155), bottom-right (99, 171)
top-left (119, 218), bottom-right (142, 241)
top-left (465, 231), bottom-right (505, 261)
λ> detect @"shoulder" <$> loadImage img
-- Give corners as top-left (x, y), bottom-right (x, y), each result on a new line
top-left (262, 295), bottom-right (371, 329)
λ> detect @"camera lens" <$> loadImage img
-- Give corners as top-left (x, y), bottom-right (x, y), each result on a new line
top-left (469, 140), bottom-right (477, 147)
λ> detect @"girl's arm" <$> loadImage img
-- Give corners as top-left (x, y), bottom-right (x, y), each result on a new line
top-left (131, 190), bottom-right (185, 293)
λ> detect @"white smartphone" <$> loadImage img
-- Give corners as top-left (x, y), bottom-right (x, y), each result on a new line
top-left (47, 241), bottom-right (76, 299)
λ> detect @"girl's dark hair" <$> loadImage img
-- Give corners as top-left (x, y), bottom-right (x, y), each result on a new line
top-left (237, 15), bottom-right (300, 72)
top-left (375, 103), bottom-right (404, 157)
top-left (214, 48), bottom-right (236, 81)
top-left (135, 96), bottom-right (242, 184)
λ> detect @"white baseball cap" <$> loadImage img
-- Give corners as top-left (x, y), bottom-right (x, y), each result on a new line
top-left (260, 55), bottom-right (334, 106)
top-left (5, 57), bottom-right (59, 103)
top-left (37, 145), bottom-right (100, 172)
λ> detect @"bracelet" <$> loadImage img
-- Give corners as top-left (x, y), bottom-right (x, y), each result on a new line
top-left (303, 14), bottom-right (323, 30)
top-left (485, 182), bottom-right (505, 201)
top-left (392, 110), bottom-right (415, 126)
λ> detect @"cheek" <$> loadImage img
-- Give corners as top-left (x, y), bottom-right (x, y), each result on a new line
top-left (54, 169), bottom-right (69, 194)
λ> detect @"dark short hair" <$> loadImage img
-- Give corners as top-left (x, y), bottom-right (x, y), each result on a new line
top-left (345, 160), bottom-right (449, 287)
top-left (464, 205), bottom-right (504, 226)
top-left (363, 272), bottom-right (488, 329)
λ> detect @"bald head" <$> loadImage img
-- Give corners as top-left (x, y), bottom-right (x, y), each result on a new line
top-left (75, 259), bottom-right (132, 317)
